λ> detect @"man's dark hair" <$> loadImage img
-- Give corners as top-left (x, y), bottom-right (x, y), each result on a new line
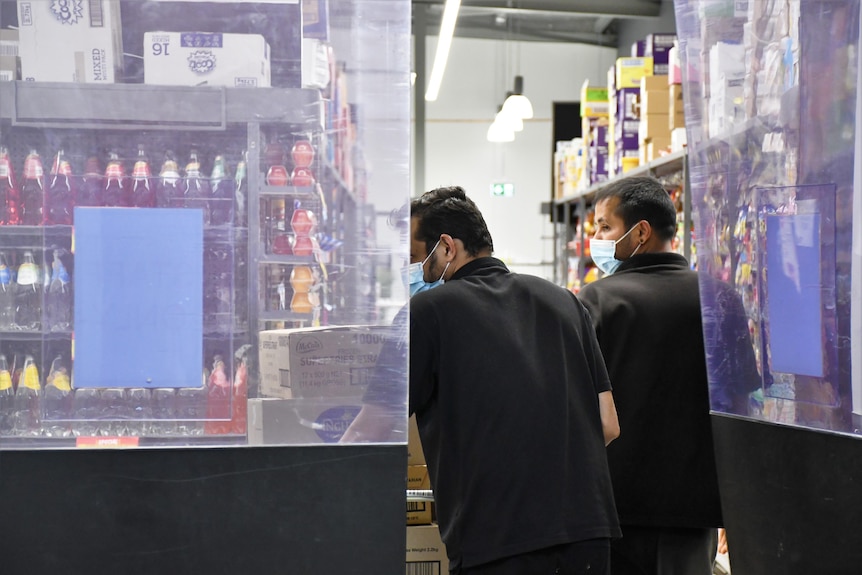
top-left (411, 186), bottom-right (494, 256)
top-left (594, 176), bottom-right (677, 242)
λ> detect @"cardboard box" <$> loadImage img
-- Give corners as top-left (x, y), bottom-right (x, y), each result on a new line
top-left (615, 57), bottom-right (653, 89)
top-left (639, 113), bottom-right (670, 143)
top-left (248, 397), bottom-right (363, 445)
top-left (406, 525), bottom-right (449, 574)
top-left (0, 55), bottom-right (18, 82)
top-left (17, 0), bottom-right (123, 83)
top-left (144, 31), bottom-right (271, 88)
top-left (670, 84), bottom-right (684, 116)
top-left (0, 29), bottom-right (18, 56)
top-left (408, 414), bottom-right (426, 465)
top-left (640, 90), bottom-right (669, 116)
top-left (258, 325), bottom-right (389, 399)
top-left (616, 87), bottom-right (640, 120)
top-left (407, 465), bottom-right (432, 525)
top-left (580, 81), bottom-right (609, 118)
top-left (640, 74), bottom-right (669, 93)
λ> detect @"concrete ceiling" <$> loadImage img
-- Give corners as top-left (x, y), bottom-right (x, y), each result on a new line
top-left (413, 0), bottom-right (663, 46)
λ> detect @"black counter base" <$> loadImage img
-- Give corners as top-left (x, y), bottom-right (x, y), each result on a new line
top-left (0, 444), bottom-right (406, 574)
top-left (712, 414), bottom-right (862, 574)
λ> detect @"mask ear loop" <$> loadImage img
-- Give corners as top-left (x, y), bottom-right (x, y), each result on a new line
top-left (438, 261), bottom-right (451, 282)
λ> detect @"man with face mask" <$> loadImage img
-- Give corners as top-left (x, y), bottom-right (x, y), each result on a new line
top-left (577, 177), bottom-right (739, 575)
top-left (408, 186), bottom-right (621, 575)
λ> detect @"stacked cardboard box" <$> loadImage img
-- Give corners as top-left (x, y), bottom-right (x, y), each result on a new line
top-left (249, 325), bottom-right (390, 445)
top-left (407, 524), bottom-right (449, 574)
top-left (0, 29), bottom-right (19, 81)
top-left (645, 33), bottom-right (677, 76)
top-left (580, 80), bottom-right (610, 188)
top-left (638, 75), bottom-right (672, 163)
top-left (16, 0), bottom-right (124, 83)
top-left (407, 415), bottom-right (432, 525)
top-left (612, 57), bottom-right (653, 175)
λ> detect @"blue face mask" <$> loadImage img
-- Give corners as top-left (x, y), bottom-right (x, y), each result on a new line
top-left (589, 223), bottom-right (642, 276)
top-left (407, 239), bottom-right (449, 297)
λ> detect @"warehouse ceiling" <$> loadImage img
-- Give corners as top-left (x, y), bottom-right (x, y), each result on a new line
top-left (413, 0), bottom-right (663, 45)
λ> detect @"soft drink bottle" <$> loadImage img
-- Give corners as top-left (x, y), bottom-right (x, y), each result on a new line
top-left (131, 145), bottom-right (155, 208)
top-left (42, 355), bottom-right (73, 437)
top-left (77, 156), bottom-right (104, 208)
top-left (234, 151), bottom-right (248, 227)
top-left (209, 154), bottom-right (234, 226)
top-left (0, 354), bottom-right (15, 435)
top-left (14, 251), bottom-right (41, 331)
top-left (156, 151), bottom-right (181, 209)
top-left (231, 345), bottom-right (251, 435)
top-left (45, 249), bottom-right (72, 332)
top-left (46, 149), bottom-right (75, 225)
top-left (204, 354), bottom-right (232, 435)
top-left (71, 385), bottom-right (102, 438)
top-left (0, 251), bottom-right (15, 330)
top-left (12, 355), bottom-right (41, 436)
top-left (103, 151), bottom-right (130, 207)
top-left (183, 149), bottom-right (211, 224)
top-left (0, 146), bottom-right (21, 225)
top-left (20, 149), bottom-right (45, 225)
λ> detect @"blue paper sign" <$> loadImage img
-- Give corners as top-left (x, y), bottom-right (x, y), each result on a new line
top-left (73, 208), bottom-right (203, 388)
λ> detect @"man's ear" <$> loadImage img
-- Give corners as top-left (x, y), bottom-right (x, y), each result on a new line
top-left (439, 234), bottom-right (457, 260)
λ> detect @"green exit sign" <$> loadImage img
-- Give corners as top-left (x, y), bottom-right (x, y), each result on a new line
top-left (490, 182), bottom-right (514, 197)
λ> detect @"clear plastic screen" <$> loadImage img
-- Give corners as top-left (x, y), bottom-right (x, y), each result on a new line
top-left (674, 0), bottom-right (860, 434)
top-left (0, 0), bottom-right (410, 448)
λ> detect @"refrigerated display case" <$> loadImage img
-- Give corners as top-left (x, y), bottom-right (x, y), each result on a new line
top-left (675, 1), bottom-right (862, 572)
top-left (0, 1), bottom-right (410, 572)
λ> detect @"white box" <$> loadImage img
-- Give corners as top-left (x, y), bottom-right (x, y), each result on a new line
top-left (144, 31), bottom-right (271, 88)
top-left (258, 325), bottom-right (389, 399)
top-left (17, 0), bottom-right (123, 83)
top-left (247, 397), bottom-right (363, 445)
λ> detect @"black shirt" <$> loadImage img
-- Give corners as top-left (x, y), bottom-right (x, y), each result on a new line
top-left (410, 257), bottom-right (621, 569)
top-left (578, 252), bottom-right (754, 528)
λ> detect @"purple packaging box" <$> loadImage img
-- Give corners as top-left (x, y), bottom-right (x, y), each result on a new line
top-left (616, 87), bottom-right (640, 120)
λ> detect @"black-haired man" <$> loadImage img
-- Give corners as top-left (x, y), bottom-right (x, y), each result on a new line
top-left (578, 176), bottom-right (757, 575)
top-left (410, 186), bottom-right (621, 574)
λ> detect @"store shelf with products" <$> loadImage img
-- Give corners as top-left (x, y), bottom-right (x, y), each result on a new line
top-left (0, 54), bottom-right (353, 445)
top-left (551, 149), bottom-right (692, 292)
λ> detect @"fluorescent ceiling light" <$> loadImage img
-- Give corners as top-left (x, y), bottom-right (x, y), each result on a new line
top-left (425, 0), bottom-right (461, 101)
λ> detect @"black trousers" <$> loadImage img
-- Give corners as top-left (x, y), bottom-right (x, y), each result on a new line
top-left (455, 538), bottom-right (611, 575)
top-left (610, 526), bottom-right (718, 575)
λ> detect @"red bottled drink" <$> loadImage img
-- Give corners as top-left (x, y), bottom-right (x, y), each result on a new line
top-left (204, 354), bottom-right (232, 435)
top-left (183, 149), bottom-right (211, 224)
top-left (209, 154), bottom-right (234, 226)
top-left (156, 152), bottom-right (181, 208)
top-left (104, 151), bottom-right (130, 207)
top-left (0, 146), bottom-right (21, 225)
top-left (264, 141), bottom-right (289, 186)
top-left (77, 156), bottom-right (104, 208)
top-left (291, 139), bottom-right (315, 168)
top-left (131, 145), bottom-right (155, 208)
top-left (231, 345), bottom-right (251, 435)
top-left (46, 149), bottom-right (75, 225)
top-left (20, 149), bottom-right (45, 225)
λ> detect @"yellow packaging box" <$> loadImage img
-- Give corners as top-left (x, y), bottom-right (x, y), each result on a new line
top-left (615, 57), bottom-right (653, 89)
